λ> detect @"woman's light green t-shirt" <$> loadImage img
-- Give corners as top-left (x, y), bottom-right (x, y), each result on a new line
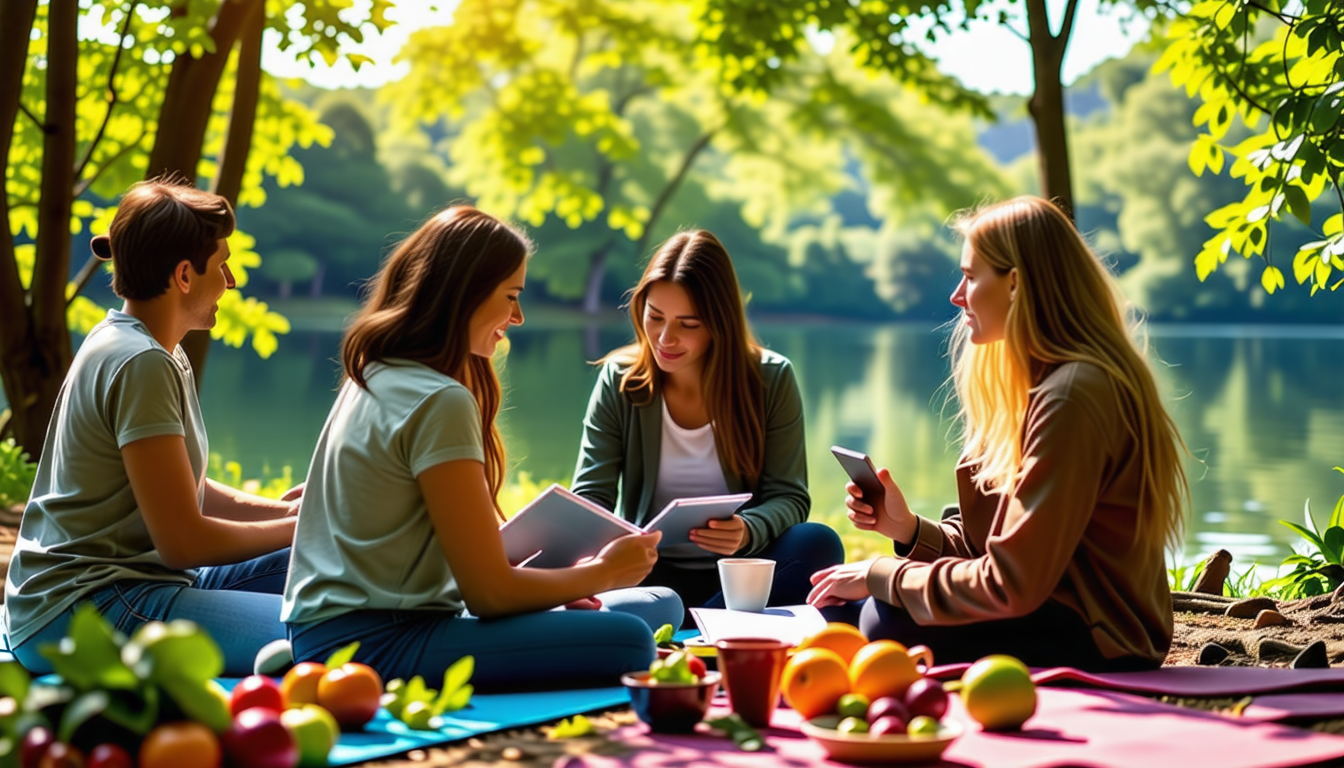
top-left (281, 360), bottom-right (484, 625)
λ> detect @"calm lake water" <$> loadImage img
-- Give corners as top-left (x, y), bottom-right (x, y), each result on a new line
top-left (199, 320), bottom-right (1344, 571)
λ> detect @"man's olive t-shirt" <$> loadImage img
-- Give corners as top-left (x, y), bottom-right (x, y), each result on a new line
top-left (4, 311), bottom-right (207, 648)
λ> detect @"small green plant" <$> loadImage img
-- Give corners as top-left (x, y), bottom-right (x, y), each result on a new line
top-left (1168, 559), bottom-right (1208, 592)
top-left (1261, 471), bottom-right (1344, 600)
top-left (0, 438), bottom-right (37, 509)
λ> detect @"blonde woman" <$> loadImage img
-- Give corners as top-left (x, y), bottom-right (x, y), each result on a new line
top-left (808, 197), bottom-right (1187, 671)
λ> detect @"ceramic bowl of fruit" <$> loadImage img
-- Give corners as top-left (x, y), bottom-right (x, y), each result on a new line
top-left (622, 651), bottom-right (721, 733)
top-left (801, 713), bottom-right (962, 763)
top-left (799, 680), bottom-right (962, 763)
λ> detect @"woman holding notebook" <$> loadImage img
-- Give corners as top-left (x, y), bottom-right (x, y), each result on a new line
top-left (571, 230), bottom-right (844, 622)
top-left (807, 197), bottom-right (1187, 671)
top-left (281, 207), bottom-right (682, 687)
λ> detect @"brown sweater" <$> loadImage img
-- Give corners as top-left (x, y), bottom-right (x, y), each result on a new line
top-left (865, 361), bottom-right (1173, 665)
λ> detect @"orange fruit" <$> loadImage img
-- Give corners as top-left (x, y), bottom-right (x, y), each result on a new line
top-left (282, 661), bottom-right (328, 708)
top-left (781, 647), bottom-right (851, 719)
top-left (795, 623), bottom-right (868, 665)
top-left (848, 640), bottom-right (922, 701)
top-left (139, 721), bottom-right (221, 768)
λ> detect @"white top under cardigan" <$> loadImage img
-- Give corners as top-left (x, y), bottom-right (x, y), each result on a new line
top-left (650, 399), bottom-right (731, 568)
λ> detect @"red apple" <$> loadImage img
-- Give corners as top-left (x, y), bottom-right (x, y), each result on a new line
top-left (869, 715), bottom-right (909, 737)
top-left (903, 677), bottom-right (949, 721)
top-left (21, 726), bottom-right (55, 768)
top-left (36, 742), bottom-right (84, 768)
top-left (865, 696), bottom-right (909, 725)
top-left (231, 674), bottom-right (286, 716)
top-left (222, 707), bottom-right (298, 768)
top-left (86, 744), bottom-right (132, 768)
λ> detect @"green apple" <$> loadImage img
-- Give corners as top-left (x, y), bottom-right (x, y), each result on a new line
top-left (280, 704), bottom-right (339, 767)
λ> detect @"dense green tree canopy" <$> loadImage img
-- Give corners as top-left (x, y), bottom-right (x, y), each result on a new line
top-left (1157, 0), bottom-right (1343, 296)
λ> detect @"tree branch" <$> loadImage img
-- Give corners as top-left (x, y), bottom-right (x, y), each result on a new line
top-left (74, 1), bottom-right (138, 181)
top-left (1057, 0), bottom-right (1081, 44)
top-left (18, 102), bottom-right (45, 132)
top-left (73, 127), bottom-right (149, 198)
top-left (634, 129), bottom-right (717, 256)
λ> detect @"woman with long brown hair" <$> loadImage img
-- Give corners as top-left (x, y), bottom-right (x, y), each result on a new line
top-left (282, 206), bottom-right (682, 687)
top-left (572, 230), bottom-right (843, 621)
top-left (808, 197), bottom-right (1188, 671)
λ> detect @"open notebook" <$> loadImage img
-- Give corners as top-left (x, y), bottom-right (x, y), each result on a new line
top-left (500, 484), bottom-right (752, 569)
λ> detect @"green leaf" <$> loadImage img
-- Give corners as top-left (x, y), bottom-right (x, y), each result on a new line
top-left (324, 642), bottom-right (360, 670)
top-left (158, 677), bottom-right (228, 734)
top-left (1283, 184), bottom-right (1313, 227)
top-left (1261, 265), bottom-right (1285, 294)
top-left (1323, 527), bottom-right (1344, 565)
top-left (1281, 518), bottom-right (1325, 551)
top-left (548, 715), bottom-right (594, 739)
top-left (433, 656), bottom-right (475, 715)
top-left (40, 604), bottom-right (137, 691)
top-left (57, 691), bottom-right (108, 744)
top-left (0, 664), bottom-right (30, 703)
top-left (124, 620), bottom-right (223, 684)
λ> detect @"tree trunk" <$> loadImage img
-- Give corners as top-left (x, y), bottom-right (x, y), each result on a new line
top-left (581, 239), bottom-right (614, 316)
top-left (145, 0), bottom-right (259, 181)
top-left (147, 0), bottom-right (261, 387)
top-left (1024, 0), bottom-right (1077, 220)
top-left (12, 0), bottom-right (79, 456)
top-left (0, 0), bottom-right (39, 448)
top-left (211, 1), bottom-right (263, 206)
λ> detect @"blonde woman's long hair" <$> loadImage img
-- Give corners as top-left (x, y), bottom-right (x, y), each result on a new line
top-left (950, 197), bottom-right (1188, 551)
top-left (341, 206), bottom-right (532, 517)
top-left (603, 231), bottom-right (766, 483)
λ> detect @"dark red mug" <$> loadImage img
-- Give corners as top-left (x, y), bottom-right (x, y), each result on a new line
top-left (714, 637), bottom-right (791, 728)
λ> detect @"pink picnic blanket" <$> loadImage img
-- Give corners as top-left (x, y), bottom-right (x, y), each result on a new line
top-left (924, 663), bottom-right (1344, 697)
top-left (574, 688), bottom-right (1344, 768)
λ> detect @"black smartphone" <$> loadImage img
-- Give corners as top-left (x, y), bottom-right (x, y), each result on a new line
top-left (830, 445), bottom-right (885, 511)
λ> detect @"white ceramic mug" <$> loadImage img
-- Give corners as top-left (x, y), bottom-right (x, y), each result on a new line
top-left (718, 558), bottom-right (775, 612)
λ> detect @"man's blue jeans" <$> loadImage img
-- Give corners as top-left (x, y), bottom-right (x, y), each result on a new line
top-left (13, 548), bottom-right (290, 676)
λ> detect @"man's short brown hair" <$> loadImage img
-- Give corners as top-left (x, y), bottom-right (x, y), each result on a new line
top-left (91, 179), bottom-right (235, 300)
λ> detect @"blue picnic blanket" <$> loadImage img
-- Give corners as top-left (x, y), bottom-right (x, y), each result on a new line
top-left (327, 686), bottom-right (629, 766)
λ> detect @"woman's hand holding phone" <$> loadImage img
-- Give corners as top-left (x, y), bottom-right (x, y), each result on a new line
top-left (846, 467), bottom-right (919, 545)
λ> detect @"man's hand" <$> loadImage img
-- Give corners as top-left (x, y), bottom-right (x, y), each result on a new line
top-left (689, 515), bottom-right (749, 556)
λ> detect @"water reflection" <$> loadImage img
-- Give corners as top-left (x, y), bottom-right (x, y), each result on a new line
top-left (198, 322), bottom-right (1344, 569)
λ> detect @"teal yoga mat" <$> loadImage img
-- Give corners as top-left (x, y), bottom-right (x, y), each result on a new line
top-left (326, 686), bottom-right (630, 766)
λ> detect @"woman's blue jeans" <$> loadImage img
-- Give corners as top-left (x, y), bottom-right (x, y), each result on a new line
top-left (12, 548), bottom-right (291, 676)
top-left (289, 587), bottom-right (683, 691)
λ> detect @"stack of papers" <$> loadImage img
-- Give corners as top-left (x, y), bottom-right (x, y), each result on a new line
top-left (688, 604), bottom-right (827, 646)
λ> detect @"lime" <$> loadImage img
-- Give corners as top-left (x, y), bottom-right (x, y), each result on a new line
top-left (906, 715), bottom-right (939, 736)
top-left (835, 693), bottom-right (870, 719)
top-left (837, 716), bottom-right (869, 735)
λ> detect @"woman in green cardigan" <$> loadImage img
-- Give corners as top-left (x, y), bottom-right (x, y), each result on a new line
top-left (571, 230), bottom-right (844, 620)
